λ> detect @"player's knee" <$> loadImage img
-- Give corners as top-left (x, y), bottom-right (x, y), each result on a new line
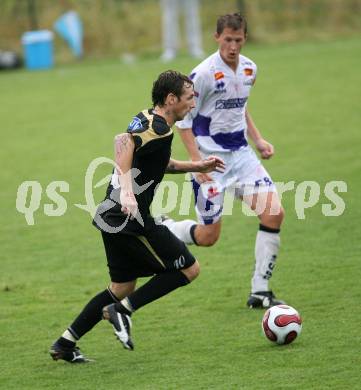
top-left (182, 260), bottom-right (200, 282)
top-left (109, 281), bottom-right (136, 300)
top-left (271, 206), bottom-right (285, 225)
top-left (262, 206), bottom-right (285, 228)
top-left (278, 206), bottom-right (285, 222)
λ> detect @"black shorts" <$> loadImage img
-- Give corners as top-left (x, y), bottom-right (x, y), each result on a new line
top-left (101, 224), bottom-right (196, 283)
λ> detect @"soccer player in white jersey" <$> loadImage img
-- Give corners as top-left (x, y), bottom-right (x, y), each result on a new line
top-left (162, 13), bottom-right (286, 308)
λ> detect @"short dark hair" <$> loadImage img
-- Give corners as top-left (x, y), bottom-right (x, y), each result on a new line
top-left (152, 70), bottom-right (193, 107)
top-left (216, 13), bottom-right (247, 35)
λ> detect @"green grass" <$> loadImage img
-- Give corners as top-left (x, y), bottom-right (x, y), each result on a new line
top-left (1, 37), bottom-right (360, 389)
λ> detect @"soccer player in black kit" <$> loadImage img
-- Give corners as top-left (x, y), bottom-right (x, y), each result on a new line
top-left (50, 70), bottom-right (225, 363)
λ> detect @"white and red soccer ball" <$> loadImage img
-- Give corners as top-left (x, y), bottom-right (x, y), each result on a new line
top-left (262, 305), bottom-right (302, 345)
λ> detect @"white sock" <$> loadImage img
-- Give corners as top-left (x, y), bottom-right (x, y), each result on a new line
top-left (162, 218), bottom-right (197, 245)
top-left (62, 329), bottom-right (77, 343)
top-left (251, 230), bottom-right (280, 293)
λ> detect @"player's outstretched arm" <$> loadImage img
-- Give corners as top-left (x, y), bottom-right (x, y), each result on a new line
top-left (177, 127), bottom-right (202, 162)
top-left (114, 133), bottom-right (138, 218)
top-left (176, 127), bottom-right (214, 183)
top-left (166, 156), bottom-right (225, 174)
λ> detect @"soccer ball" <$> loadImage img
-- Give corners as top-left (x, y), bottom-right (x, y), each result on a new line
top-left (262, 305), bottom-right (302, 345)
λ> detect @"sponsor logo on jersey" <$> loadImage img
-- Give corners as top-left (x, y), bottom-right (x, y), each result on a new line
top-left (127, 117), bottom-right (143, 131)
top-left (244, 68), bottom-right (253, 76)
top-left (215, 97), bottom-right (248, 109)
top-left (214, 71), bottom-right (224, 80)
top-left (214, 80), bottom-right (226, 93)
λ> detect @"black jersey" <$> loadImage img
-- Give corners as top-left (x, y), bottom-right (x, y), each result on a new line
top-left (93, 109), bottom-right (173, 235)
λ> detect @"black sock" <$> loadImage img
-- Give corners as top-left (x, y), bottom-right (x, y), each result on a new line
top-left (68, 288), bottom-right (118, 340)
top-left (56, 336), bottom-right (76, 349)
top-left (116, 271), bottom-right (190, 313)
top-left (259, 224), bottom-right (280, 234)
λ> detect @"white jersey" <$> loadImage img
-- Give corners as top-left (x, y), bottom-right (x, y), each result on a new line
top-left (176, 50), bottom-right (257, 153)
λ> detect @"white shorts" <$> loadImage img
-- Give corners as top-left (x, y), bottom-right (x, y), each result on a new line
top-left (193, 146), bottom-right (277, 225)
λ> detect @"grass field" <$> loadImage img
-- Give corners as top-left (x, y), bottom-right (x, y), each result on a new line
top-left (1, 37), bottom-right (360, 389)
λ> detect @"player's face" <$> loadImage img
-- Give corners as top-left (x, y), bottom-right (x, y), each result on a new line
top-left (173, 83), bottom-right (195, 121)
top-left (215, 27), bottom-right (247, 68)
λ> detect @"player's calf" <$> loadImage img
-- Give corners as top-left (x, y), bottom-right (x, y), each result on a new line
top-left (103, 267), bottom-right (197, 349)
top-left (193, 223), bottom-right (221, 247)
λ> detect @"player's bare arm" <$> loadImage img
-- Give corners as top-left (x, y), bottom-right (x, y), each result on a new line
top-left (166, 156), bottom-right (225, 174)
top-left (114, 133), bottom-right (138, 217)
top-left (177, 127), bottom-right (202, 161)
top-left (177, 127), bottom-right (214, 182)
top-left (246, 109), bottom-right (274, 160)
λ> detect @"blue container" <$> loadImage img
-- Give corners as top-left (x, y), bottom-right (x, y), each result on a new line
top-left (21, 30), bottom-right (54, 70)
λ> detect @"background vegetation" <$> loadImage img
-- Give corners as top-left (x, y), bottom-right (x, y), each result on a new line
top-left (1, 0), bottom-right (361, 61)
